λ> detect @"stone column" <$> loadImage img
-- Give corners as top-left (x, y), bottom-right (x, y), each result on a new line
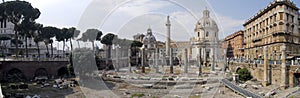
top-left (203, 48), bottom-right (206, 66)
top-left (116, 47), bottom-right (120, 72)
top-left (263, 46), bottom-right (269, 86)
top-left (281, 44), bottom-right (287, 89)
top-left (184, 48), bottom-right (188, 73)
top-left (128, 49), bottom-right (131, 73)
top-left (170, 48), bottom-right (173, 74)
top-left (141, 48), bottom-right (145, 73)
top-left (166, 16), bottom-right (171, 57)
top-left (155, 48), bottom-right (159, 73)
top-left (198, 47), bottom-right (202, 76)
top-left (211, 48), bottom-right (215, 71)
top-left (224, 49), bottom-right (227, 72)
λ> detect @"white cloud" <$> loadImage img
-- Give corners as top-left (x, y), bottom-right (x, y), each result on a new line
top-left (213, 14), bottom-right (245, 39)
top-left (16, 0), bottom-right (245, 49)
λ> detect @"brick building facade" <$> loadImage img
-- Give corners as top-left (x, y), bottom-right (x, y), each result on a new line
top-left (223, 30), bottom-right (244, 59)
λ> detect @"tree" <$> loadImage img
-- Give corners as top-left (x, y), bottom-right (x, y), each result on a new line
top-left (0, 35), bottom-right (11, 60)
top-left (0, 1), bottom-right (40, 57)
top-left (31, 23), bottom-right (43, 58)
top-left (96, 30), bottom-right (102, 42)
top-left (18, 20), bottom-right (38, 57)
top-left (41, 26), bottom-right (59, 57)
top-left (65, 27), bottom-right (76, 51)
top-left (79, 29), bottom-right (102, 50)
top-left (73, 30), bottom-right (80, 49)
top-left (237, 68), bottom-right (253, 81)
top-left (131, 40), bottom-right (143, 56)
top-left (100, 33), bottom-right (116, 70)
top-left (55, 28), bottom-right (66, 57)
top-left (131, 40), bottom-right (143, 47)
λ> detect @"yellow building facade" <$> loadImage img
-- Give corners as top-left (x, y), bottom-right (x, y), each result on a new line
top-left (244, 0), bottom-right (300, 61)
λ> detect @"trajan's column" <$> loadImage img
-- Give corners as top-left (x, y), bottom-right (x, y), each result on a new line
top-left (166, 16), bottom-right (171, 57)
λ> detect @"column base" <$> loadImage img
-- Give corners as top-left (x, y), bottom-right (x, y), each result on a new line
top-left (280, 85), bottom-right (287, 90)
top-left (262, 81), bottom-right (269, 87)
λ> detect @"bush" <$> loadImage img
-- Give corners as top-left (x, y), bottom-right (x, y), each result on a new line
top-left (237, 68), bottom-right (252, 81)
top-left (131, 93), bottom-right (145, 98)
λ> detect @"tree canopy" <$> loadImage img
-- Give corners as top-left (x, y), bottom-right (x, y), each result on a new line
top-left (237, 68), bottom-right (253, 81)
top-left (0, 1), bottom-right (40, 27)
top-left (80, 29), bottom-right (102, 42)
top-left (131, 40), bottom-right (143, 47)
top-left (100, 33), bottom-right (116, 45)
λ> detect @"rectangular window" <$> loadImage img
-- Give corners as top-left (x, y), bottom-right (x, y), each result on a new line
top-left (291, 15), bottom-right (294, 23)
top-left (279, 12), bottom-right (284, 20)
top-left (4, 20), bottom-right (6, 28)
top-left (286, 13), bottom-right (289, 21)
top-left (0, 20), bottom-right (3, 28)
top-left (274, 14), bottom-right (277, 21)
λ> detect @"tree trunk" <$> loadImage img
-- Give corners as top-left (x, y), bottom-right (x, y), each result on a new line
top-left (70, 39), bottom-right (73, 51)
top-left (77, 41), bottom-right (80, 49)
top-left (25, 36), bottom-right (28, 58)
top-left (63, 41), bottom-right (65, 58)
top-left (105, 45), bottom-right (111, 70)
top-left (1, 41), bottom-right (4, 61)
top-left (92, 41), bottom-right (95, 50)
top-left (2, 0), bottom-right (4, 3)
top-left (36, 42), bottom-right (40, 60)
top-left (51, 43), bottom-right (53, 58)
top-left (14, 31), bottom-right (18, 58)
top-left (45, 43), bottom-right (49, 57)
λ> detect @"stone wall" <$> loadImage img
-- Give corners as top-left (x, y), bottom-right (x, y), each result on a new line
top-left (0, 61), bottom-right (69, 81)
top-left (229, 63), bottom-right (300, 87)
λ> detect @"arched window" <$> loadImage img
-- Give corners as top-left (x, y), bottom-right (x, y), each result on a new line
top-left (198, 32), bottom-right (200, 37)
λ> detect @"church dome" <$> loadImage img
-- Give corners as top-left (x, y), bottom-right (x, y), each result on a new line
top-left (194, 9), bottom-right (219, 42)
top-left (195, 9), bottom-right (218, 31)
top-left (143, 27), bottom-right (156, 43)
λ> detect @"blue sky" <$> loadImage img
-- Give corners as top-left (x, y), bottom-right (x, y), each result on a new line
top-left (16, 0), bottom-right (300, 49)
top-left (210, 0), bottom-right (300, 20)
